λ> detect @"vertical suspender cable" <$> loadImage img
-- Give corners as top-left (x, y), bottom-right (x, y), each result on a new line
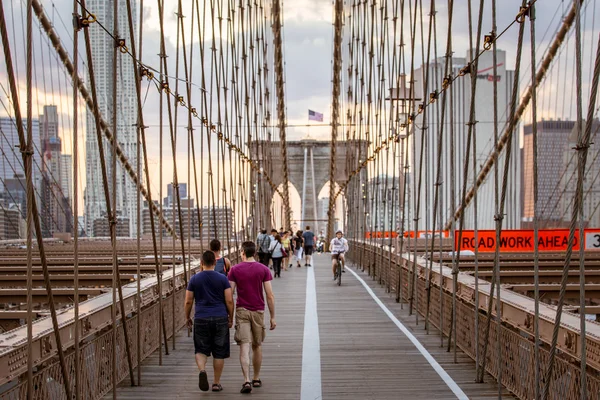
top-left (490, 0), bottom-right (503, 391)
top-left (158, 3), bottom-right (166, 362)
top-left (111, 0), bottom-right (120, 395)
top-left (479, 0), bottom-right (527, 385)
top-left (0, 1), bottom-right (71, 398)
top-left (172, 0), bottom-right (182, 351)
top-left (272, 0), bottom-right (291, 232)
top-left (529, 3), bottom-right (540, 398)
top-left (136, 0), bottom-right (144, 384)
top-left (26, 0), bottom-right (35, 397)
top-left (328, 0), bottom-right (344, 249)
top-left (72, 1), bottom-right (81, 396)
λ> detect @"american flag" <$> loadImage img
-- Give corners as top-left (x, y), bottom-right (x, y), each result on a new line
top-left (308, 109), bottom-right (324, 122)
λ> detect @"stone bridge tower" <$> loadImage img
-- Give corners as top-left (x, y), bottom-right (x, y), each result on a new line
top-left (249, 138), bottom-right (369, 234)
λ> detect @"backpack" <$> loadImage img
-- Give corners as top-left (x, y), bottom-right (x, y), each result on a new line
top-left (215, 257), bottom-right (228, 275)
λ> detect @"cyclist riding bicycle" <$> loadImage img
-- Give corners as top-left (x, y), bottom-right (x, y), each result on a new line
top-left (330, 230), bottom-right (349, 280)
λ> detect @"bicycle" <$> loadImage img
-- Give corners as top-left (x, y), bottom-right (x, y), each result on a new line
top-left (335, 252), bottom-right (344, 286)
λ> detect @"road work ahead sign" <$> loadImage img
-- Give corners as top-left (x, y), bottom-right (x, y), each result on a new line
top-left (456, 229), bottom-right (600, 252)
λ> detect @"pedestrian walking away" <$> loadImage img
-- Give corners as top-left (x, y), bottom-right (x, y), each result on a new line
top-left (228, 241), bottom-right (276, 394)
top-left (184, 251), bottom-right (234, 393)
top-left (210, 239), bottom-right (231, 276)
top-left (293, 230), bottom-right (304, 267)
top-left (256, 229), bottom-right (271, 267)
top-left (269, 234), bottom-right (284, 278)
top-left (302, 226), bottom-right (316, 266)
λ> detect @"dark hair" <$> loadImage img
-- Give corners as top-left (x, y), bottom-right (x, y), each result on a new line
top-left (271, 229), bottom-right (278, 233)
top-left (296, 230), bottom-right (303, 237)
top-left (241, 241), bottom-right (256, 257)
top-left (202, 250), bottom-right (216, 267)
top-left (209, 239), bottom-right (221, 252)
top-left (274, 234), bottom-right (281, 243)
top-left (261, 229), bottom-right (267, 234)
top-left (305, 226), bottom-right (310, 230)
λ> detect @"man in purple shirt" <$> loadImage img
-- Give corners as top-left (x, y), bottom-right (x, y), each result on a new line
top-left (228, 241), bottom-right (276, 394)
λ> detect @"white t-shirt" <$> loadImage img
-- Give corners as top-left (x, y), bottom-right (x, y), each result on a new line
top-left (330, 237), bottom-right (349, 254)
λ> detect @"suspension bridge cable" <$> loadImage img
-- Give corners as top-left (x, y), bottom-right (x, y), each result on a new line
top-left (542, 28), bottom-right (600, 400)
top-left (0, 1), bottom-right (72, 397)
top-left (478, 0), bottom-right (528, 385)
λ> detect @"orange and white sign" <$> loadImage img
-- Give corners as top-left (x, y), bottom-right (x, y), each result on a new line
top-left (456, 229), bottom-right (600, 252)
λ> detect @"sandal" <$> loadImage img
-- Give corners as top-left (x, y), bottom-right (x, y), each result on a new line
top-left (252, 379), bottom-right (262, 388)
top-left (212, 383), bottom-right (223, 392)
top-left (240, 382), bottom-right (252, 394)
top-left (198, 370), bottom-right (209, 392)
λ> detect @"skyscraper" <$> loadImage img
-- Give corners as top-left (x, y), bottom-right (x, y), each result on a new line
top-left (522, 120), bottom-right (573, 226)
top-left (84, 0), bottom-right (138, 237)
top-left (561, 119), bottom-right (600, 227)
top-left (0, 117), bottom-right (41, 225)
top-left (368, 175), bottom-right (402, 232)
top-left (413, 49), bottom-right (520, 230)
top-left (40, 105), bottom-right (72, 236)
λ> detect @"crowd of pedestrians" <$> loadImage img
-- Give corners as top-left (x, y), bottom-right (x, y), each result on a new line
top-left (255, 225), bottom-right (319, 272)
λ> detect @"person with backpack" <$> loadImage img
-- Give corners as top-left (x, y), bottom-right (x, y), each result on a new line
top-left (268, 234), bottom-right (285, 278)
top-left (256, 229), bottom-right (271, 267)
top-left (210, 239), bottom-right (231, 276)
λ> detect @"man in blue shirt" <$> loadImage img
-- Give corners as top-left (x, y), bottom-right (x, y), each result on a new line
top-left (185, 251), bottom-right (234, 392)
top-left (302, 226), bottom-right (316, 267)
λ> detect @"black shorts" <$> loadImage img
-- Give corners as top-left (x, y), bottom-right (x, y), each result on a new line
top-left (332, 253), bottom-right (345, 260)
top-left (194, 316), bottom-right (230, 359)
top-left (304, 245), bottom-right (314, 255)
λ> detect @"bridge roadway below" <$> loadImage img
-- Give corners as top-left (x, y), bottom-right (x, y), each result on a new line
top-left (111, 254), bottom-right (512, 399)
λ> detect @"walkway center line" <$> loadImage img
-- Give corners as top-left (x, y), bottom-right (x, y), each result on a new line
top-left (301, 266), bottom-right (322, 400)
top-left (346, 267), bottom-right (469, 400)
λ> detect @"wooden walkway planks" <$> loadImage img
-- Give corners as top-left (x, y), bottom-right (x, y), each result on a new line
top-left (110, 254), bottom-right (513, 399)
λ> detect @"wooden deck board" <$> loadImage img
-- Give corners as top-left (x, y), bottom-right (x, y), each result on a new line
top-left (110, 254), bottom-right (514, 399)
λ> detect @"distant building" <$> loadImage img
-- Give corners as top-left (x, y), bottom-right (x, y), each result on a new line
top-left (522, 120), bottom-right (573, 227)
top-left (164, 183), bottom-right (188, 208)
top-left (561, 119), bottom-right (600, 227)
top-left (93, 214), bottom-right (131, 237)
top-left (200, 206), bottom-right (234, 241)
top-left (368, 175), bottom-right (402, 232)
top-left (414, 49), bottom-right (520, 229)
top-left (0, 117), bottom-right (42, 221)
top-left (85, 0), bottom-right (138, 237)
top-left (60, 154), bottom-right (73, 205)
top-left (39, 105), bottom-right (73, 237)
top-left (143, 198), bottom-right (199, 239)
top-left (0, 201), bottom-right (25, 240)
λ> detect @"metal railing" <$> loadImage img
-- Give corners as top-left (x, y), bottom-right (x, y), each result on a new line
top-left (0, 249), bottom-right (240, 399)
top-left (349, 240), bottom-right (600, 400)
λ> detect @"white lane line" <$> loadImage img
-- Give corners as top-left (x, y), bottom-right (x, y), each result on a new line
top-left (301, 266), bottom-right (322, 400)
top-left (346, 267), bottom-right (469, 400)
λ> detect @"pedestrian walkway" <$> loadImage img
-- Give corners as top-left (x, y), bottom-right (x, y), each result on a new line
top-left (111, 254), bottom-right (512, 399)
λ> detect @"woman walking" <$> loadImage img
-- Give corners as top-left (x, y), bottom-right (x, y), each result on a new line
top-left (269, 234), bottom-right (284, 278)
top-left (293, 230), bottom-right (304, 268)
top-left (282, 231), bottom-right (292, 271)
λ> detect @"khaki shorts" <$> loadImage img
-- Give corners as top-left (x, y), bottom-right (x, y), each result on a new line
top-left (234, 308), bottom-right (266, 345)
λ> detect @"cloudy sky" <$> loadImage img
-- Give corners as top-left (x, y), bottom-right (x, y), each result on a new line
top-left (1, 0), bottom-right (598, 220)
